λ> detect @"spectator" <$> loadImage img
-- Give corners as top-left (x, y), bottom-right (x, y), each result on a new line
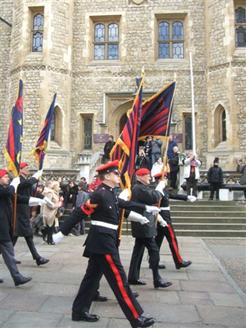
top-left (207, 157), bottom-right (224, 200)
top-left (135, 146), bottom-right (151, 170)
top-left (102, 135), bottom-right (115, 163)
top-left (60, 179), bottom-right (69, 208)
top-left (144, 136), bottom-right (152, 167)
top-left (75, 182), bottom-right (90, 234)
top-left (236, 157), bottom-right (246, 199)
top-left (168, 145), bottom-right (180, 189)
top-left (183, 152), bottom-right (201, 197)
top-left (42, 181), bottom-right (60, 245)
top-left (68, 180), bottom-right (78, 208)
top-left (151, 138), bottom-right (163, 165)
top-left (167, 135), bottom-right (178, 160)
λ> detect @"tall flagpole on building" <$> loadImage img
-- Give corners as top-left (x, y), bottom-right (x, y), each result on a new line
top-left (189, 51), bottom-right (196, 154)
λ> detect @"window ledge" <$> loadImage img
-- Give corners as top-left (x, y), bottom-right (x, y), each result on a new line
top-left (233, 48), bottom-right (246, 58)
top-left (88, 60), bottom-right (121, 66)
top-left (156, 58), bottom-right (188, 64)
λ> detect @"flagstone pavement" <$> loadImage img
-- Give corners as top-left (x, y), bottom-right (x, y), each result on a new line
top-left (0, 235), bottom-right (245, 328)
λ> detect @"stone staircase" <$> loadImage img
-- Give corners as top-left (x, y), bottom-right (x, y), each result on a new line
top-left (60, 200), bottom-right (246, 238)
top-left (170, 200), bottom-right (246, 237)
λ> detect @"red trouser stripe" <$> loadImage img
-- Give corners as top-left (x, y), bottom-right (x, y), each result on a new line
top-left (167, 224), bottom-right (183, 263)
top-left (105, 254), bottom-right (139, 319)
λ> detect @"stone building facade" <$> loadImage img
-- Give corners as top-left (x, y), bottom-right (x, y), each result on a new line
top-left (0, 0), bottom-right (245, 179)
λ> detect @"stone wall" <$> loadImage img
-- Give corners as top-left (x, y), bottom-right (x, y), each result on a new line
top-left (0, 0), bottom-right (245, 173)
top-left (0, 0), bottom-right (13, 165)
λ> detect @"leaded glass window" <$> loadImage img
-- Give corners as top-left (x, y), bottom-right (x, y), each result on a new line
top-left (221, 110), bottom-right (227, 142)
top-left (158, 20), bottom-right (184, 59)
top-left (235, 7), bottom-right (246, 47)
top-left (94, 22), bottom-right (119, 60)
top-left (32, 13), bottom-right (44, 52)
top-left (84, 118), bottom-right (92, 150)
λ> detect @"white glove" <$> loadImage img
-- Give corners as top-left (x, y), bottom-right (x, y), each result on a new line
top-left (145, 205), bottom-right (160, 214)
top-left (155, 179), bottom-right (167, 195)
top-left (29, 197), bottom-right (46, 207)
top-left (187, 195), bottom-right (197, 202)
top-left (118, 189), bottom-right (130, 201)
top-left (32, 169), bottom-right (43, 179)
top-left (157, 214), bottom-right (168, 227)
top-left (52, 231), bottom-right (64, 244)
top-left (10, 177), bottom-right (20, 192)
top-left (128, 211), bottom-right (149, 225)
top-left (43, 196), bottom-right (55, 208)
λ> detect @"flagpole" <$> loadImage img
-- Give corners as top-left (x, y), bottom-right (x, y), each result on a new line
top-left (189, 51), bottom-right (196, 154)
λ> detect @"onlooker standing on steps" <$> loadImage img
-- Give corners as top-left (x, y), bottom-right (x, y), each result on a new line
top-left (183, 152), bottom-right (201, 197)
top-left (236, 157), bottom-right (246, 199)
top-left (207, 157), bottom-right (224, 200)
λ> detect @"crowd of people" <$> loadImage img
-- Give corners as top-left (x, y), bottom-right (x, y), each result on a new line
top-left (0, 136), bottom-right (245, 328)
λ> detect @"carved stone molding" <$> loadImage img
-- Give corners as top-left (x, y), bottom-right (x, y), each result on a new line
top-left (130, 0), bottom-right (145, 5)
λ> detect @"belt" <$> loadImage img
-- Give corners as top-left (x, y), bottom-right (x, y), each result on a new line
top-left (160, 206), bottom-right (170, 211)
top-left (91, 220), bottom-right (118, 230)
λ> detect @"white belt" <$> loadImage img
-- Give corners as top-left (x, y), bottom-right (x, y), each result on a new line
top-left (91, 220), bottom-right (118, 230)
top-left (160, 206), bottom-right (170, 211)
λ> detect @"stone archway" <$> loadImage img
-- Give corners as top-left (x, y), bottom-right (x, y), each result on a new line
top-left (110, 99), bottom-right (133, 138)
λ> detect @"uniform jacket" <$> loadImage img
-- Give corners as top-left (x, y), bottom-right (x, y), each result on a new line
top-left (0, 185), bottom-right (14, 242)
top-left (130, 181), bottom-right (161, 238)
top-left (159, 191), bottom-right (188, 224)
top-left (60, 183), bottom-right (146, 256)
top-left (15, 175), bottom-right (38, 237)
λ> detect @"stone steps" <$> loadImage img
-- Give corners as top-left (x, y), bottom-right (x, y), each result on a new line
top-left (60, 200), bottom-right (246, 238)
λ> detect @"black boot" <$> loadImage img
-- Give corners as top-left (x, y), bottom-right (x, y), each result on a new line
top-left (36, 257), bottom-right (49, 266)
top-left (47, 226), bottom-right (55, 245)
top-left (41, 226), bottom-right (48, 242)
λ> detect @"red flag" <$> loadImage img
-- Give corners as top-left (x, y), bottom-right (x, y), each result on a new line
top-left (4, 80), bottom-right (23, 177)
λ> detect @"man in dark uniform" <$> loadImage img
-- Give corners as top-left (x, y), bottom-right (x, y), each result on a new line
top-left (53, 160), bottom-right (158, 327)
top-left (12, 162), bottom-right (49, 266)
top-left (0, 169), bottom-right (32, 286)
top-left (153, 172), bottom-right (194, 269)
top-left (128, 168), bottom-right (172, 289)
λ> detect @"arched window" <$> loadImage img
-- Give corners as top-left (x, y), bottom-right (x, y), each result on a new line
top-left (221, 110), bottom-right (227, 142)
top-left (214, 105), bottom-right (227, 146)
top-left (32, 13), bottom-right (44, 52)
top-left (50, 106), bottom-right (62, 145)
top-left (158, 20), bottom-right (184, 59)
top-left (235, 7), bottom-right (246, 47)
top-left (183, 113), bottom-right (192, 150)
top-left (94, 22), bottom-right (119, 60)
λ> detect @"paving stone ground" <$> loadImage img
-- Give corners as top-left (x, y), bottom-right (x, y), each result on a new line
top-left (0, 236), bottom-right (245, 328)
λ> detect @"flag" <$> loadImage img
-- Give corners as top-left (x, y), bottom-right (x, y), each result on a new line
top-left (111, 77), bottom-right (144, 189)
top-left (139, 81), bottom-right (176, 139)
top-left (32, 93), bottom-right (57, 169)
top-left (4, 80), bottom-right (24, 177)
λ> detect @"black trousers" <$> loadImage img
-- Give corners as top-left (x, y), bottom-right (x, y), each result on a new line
top-left (13, 235), bottom-right (40, 260)
top-left (128, 237), bottom-right (160, 283)
top-left (209, 183), bottom-right (220, 200)
top-left (0, 241), bottom-right (23, 282)
top-left (155, 223), bottom-right (183, 267)
top-left (170, 171), bottom-right (178, 189)
top-left (186, 177), bottom-right (198, 197)
top-left (73, 252), bottom-right (143, 325)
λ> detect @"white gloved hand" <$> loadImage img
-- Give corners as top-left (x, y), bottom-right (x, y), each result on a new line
top-left (52, 231), bottom-right (64, 244)
top-left (187, 195), bottom-right (197, 202)
top-left (29, 197), bottom-right (46, 207)
top-left (145, 205), bottom-right (160, 214)
top-left (43, 196), bottom-right (55, 208)
top-left (157, 214), bottom-right (168, 227)
top-left (118, 189), bottom-right (130, 201)
top-left (32, 169), bottom-right (43, 179)
top-left (128, 211), bottom-right (149, 225)
top-left (155, 179), bottom-right (167, 195)
top-left (10, 177), bottom-right (20, 192)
